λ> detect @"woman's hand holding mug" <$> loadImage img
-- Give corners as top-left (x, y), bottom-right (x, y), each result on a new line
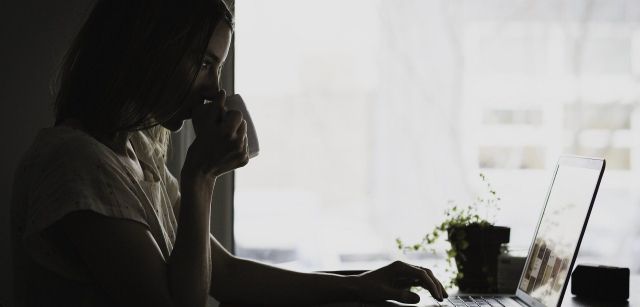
top-left (183, 90), bottom-right (249, 180)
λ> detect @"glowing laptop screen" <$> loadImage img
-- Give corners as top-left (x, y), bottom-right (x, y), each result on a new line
top-left (518, 163), bottom-right (601, 306)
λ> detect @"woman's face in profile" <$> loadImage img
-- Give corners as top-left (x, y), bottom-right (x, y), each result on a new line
top-left (160, 22), bottom-right (233, 132)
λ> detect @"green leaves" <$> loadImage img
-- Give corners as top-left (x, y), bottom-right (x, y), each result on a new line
top-left (395, 238), bottom-right (404, 250)
top-left (394, 172), bottom-right (503, 289)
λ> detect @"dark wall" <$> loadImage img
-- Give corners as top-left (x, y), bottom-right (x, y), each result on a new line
top-left (0, 1), bottom-right (97, 305)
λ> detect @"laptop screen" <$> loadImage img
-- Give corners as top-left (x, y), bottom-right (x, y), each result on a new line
top-left (517, 159), bottom-right (603, 306)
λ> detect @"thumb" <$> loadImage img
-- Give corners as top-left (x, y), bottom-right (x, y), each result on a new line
top-left (387, 288), bottom-right (420, 304)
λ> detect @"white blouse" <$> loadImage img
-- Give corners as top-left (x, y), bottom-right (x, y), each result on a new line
top-left (11, 126), bottom-right (180, 306)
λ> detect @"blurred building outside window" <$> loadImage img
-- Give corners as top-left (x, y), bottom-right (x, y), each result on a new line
top-left (233, 0), bottom-right (640, 277)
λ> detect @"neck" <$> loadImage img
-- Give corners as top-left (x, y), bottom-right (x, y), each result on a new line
top-left (98, 131), bottom-right (132, 157)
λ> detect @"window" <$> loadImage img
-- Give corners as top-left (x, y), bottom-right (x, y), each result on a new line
top-left (234, 0), bottom-right (640, 274)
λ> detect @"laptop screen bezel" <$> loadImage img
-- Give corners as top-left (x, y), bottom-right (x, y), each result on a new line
top-left (514, 156), bottom-right (605, 307)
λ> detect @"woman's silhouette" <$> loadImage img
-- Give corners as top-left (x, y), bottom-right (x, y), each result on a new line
top-left (10, 1), bottom-right (446, 306)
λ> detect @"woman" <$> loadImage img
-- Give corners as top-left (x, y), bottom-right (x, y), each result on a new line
top-left (10, 0), bottom-right (447, 306)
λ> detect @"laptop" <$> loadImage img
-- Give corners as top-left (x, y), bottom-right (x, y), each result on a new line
top-left (410, 155), bottom-right (606, 307)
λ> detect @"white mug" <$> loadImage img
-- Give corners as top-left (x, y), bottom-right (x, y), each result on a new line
top-left (225, 94), bottom-right (259, 158)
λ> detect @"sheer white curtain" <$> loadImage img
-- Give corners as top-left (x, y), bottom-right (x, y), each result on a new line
top-left (234, 0), bottom-right (640, 273)
top-left (371, 0), bottom-right (471, 242)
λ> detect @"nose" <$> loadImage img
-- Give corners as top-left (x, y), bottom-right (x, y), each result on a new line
top-left (201, 78), bottom-right (221, 101)
top-left (198, 67), bottom-right (222, 98)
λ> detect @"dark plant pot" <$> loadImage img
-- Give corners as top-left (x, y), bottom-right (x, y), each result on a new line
top-left (447, 223), bottom-right (510, 293)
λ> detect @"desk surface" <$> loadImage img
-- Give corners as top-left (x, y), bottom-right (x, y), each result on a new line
top-left (220, 275), bottom-right (638, 307)
top-left (364, 274), bottom-right (640, 307)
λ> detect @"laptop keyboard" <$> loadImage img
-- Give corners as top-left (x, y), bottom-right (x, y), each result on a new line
top-left (433, 296), bottom-right (524, 307)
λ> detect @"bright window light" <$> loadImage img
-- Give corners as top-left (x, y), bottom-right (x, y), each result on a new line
top-left (234, 0), bottom-right (640, 274)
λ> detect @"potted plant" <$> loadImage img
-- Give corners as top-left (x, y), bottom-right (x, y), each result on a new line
top-left (396, 173), bottom-right (510, 293)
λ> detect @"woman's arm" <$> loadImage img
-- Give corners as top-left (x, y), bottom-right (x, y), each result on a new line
top-left (167, 174), bottom-right (215, 306)
top-left (209, 234), bottom-right (356, 305)
top-left (52, 174), bottom-right (216, 307)
top-left (209, 235), bottom-right (446, 305)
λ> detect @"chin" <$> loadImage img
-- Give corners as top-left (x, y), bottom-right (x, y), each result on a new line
top-left (161, 120), bottom-right (185, 132)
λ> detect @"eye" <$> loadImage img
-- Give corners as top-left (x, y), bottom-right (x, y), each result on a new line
top-left (200, 60), bottom-right (212, 70)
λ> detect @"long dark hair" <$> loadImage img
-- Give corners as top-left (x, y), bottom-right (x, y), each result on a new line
top-left (52, 0), bottom-right (234, 158)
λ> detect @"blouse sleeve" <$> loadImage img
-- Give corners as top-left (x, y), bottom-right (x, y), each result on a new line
top-left (22, 141), bottom-right (149, 280)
